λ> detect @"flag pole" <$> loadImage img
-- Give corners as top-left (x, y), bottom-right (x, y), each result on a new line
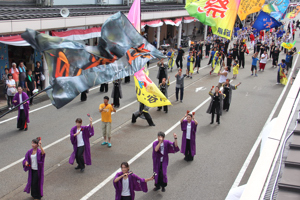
top-left (0, 86), bottom-right (52, 119)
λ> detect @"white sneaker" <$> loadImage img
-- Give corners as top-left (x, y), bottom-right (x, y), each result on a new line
top-left (8, 107), bottom-right (11, 110)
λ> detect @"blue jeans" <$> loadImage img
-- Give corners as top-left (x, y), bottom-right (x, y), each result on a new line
top-left (19, 81), bottom-right (25, 88)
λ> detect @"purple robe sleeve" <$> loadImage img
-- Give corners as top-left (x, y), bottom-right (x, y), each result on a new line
top-left (181, 120), bottom-right (187, 131)
top-left (86, 125), bottom-right (94, 138)
top-left (192, 121), bottom-right (198, 133)
top-left (167, 140), bottom-right (179, 153)
top-left (113, 172), bottom-right (123, 200)
top-left (70, 126), bottom-right (77, 145)
top-left (12, 93), bottom-right (18, 106)
top-left (131, 174), bottom-right (148, 193)
top-left (22, 150), bottom-right (30, 172)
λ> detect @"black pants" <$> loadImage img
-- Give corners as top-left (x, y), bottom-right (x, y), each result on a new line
top-left (76, 146), bottom-right (85, 170)
top-left (223, 97), bottom-right (230, 111)
top-left (158, 105), bottom-right (168, 112)
top-left (195, 60), bottom-right (201, 69)
top-left (7, 96), bottom-right (13, 108)
top-left (113, 97), bottom-right (120, 107)
top-left (176, 87), bottom-right (184, 101)
top-left (208, 56), bottom-right (213, 65)
top-left (277, 71), bottom-right (280, 83)
top-left (100, 83), bottom-right (108, 93)
top-left (155, 162), bottom-right (167, 188)
top-left (80, 91), bottom-right (87, 101)
top-left (144, 112), bottom-right (155, 126)
top-left (176, 57), bottom-right (183, 69)
top-left (121, 196), bottom-right (131, 200)
top-left (206, 49), bottom-right (210, 56)
top-left (31, 170), bottom-right (41, 199)
top-left (211, 105), bottom-right (220, 123)
top-left (233, 54), bottom-right (238, 60)
top-left (27, 90), bottom-right (34, 104)
top-left (184, 139), bottom-right (193, 161)
top-left (17, 109), bottom-right (27, 129)
top-left (239, 57), bottom-right (245, 68)
top-left (125, 76), bottom-right (130, 83)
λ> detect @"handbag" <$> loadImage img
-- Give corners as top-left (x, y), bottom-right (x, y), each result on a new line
top-left (10, 87), bottom-right (17, 95)
top-left (40, 73), bottom-right (45, 81)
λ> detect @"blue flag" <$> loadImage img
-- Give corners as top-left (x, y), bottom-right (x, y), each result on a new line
top-left (252, 11), bottom-right (282, 31)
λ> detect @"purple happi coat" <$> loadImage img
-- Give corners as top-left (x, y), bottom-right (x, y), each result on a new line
top-left (113, 172), bottom-right (148, 200)
top-left (181, 120), bottom-right (197, 157)
top-left (69, 125), bottom-right (94, 165)
top-left (13, 92), bottom-right (30, 123)
top-left (22, 149), bottom-right (45, 196)
top-left (152, 140), bottom-right (179, 184)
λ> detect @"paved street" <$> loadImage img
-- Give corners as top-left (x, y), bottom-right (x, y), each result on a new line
top-left (0, 39), bottom-right (298, 200)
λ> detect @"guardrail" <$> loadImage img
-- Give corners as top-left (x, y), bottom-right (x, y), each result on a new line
top-left (240, 62), bottom-right (300, 199)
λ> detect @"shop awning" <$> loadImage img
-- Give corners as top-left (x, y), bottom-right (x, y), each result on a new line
top-left (0, 35), bottom-right (30, 46)
top-left (51, 27), bottom-right (101, 41)
top-left (183, 17), bottom-right (199, 23)
top-left (163, 18), bottom-right (182, 26)
top-left (142, 20), bottom-right (164, 28)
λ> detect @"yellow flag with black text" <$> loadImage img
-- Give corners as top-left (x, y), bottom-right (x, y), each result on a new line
top-left (134, 68), bottom-right (171, 107)
top-left (238, 0), bottom-right (265, 21)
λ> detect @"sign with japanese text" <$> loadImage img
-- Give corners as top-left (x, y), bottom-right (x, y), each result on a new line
top-left (134, 68), bottom-right (171, 108)
top-left (185, 0), bottom-right (240, 40)
top-left (238, 0), bottom-right (265, 21)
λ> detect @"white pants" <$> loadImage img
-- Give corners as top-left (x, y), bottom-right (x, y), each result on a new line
top-left (250, 41), bottom-right (255, 49)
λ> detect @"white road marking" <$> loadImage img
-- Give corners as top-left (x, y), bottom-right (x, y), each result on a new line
top-left (195, 87), bottom-right (206, 92)
top-left (0, 64), bottom-right (210, 173)
top-left (228, 54), bottom-right (300, 191)
top-left (80, 91), bottom-right (214, 200)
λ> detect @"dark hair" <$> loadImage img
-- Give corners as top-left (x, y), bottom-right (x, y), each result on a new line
top-left (282, 59), bottom-right (285, 63)
top-left (121, 162), bottom-right (129, 168)
top-left (17, 85), bottom-right (22, 89)
top-left (8, 73), bottom-right (12, 78)
top-left (75, 118), bottom-right (82, 123)
top-left (32, 138), bottom-right (39, 145)
top-left (4, 68), bottom-right (9, 71)
top-left (215, 86), bottom-right (219, 90)
top-left (104, 96), bottom-right (109, 100)
top-left (157, 131), bottom-right (165, 138)
top-left (36, 61), bottom-right (41, 65)
top-left (187, 113), bottom-right (193, 118)
top-left (27, 69), bottom-right (32, 72)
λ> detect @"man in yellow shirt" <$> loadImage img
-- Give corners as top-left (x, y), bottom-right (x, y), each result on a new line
top-left (99, 96), bottom-right (116, 147)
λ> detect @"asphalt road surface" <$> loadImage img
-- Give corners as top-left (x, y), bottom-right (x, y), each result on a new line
top-left (0, 38), bottom-right (298, 200)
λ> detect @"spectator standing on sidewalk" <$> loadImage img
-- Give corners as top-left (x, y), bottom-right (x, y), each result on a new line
top-left (6, 73), bottom-right (16, 110)
top-left (25, 69), bottom-right (36, 105)
top-left (18, 61), bottom-right (27, 89)
top-left (9, 62), bottom-right (19, 87)
top-left (99, 96), bottom-right (116, 148)
top-left (35, 61), bottom-right (43, 90)
top-left (2, 68), bottom-right (9, 100)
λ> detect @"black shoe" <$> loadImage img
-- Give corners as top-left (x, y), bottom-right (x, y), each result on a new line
top-left (24, 128), bottom-right (28, 131)
top-left (180, 100), bottom-right (183, 103)
top-left (153, 187), bottom-right (160, 191)
top-left (19, 128), bottom-right (24, 131)
top-left (217, 121), bottom-right (220, 124)
top-left (80, 168), bottom-right (85, 172)
top-left (162, 187), bottom-right (166, 192)
top-left (150, 124), bottom-right (155, 126)
top-left (165, 111), bottom-right (168, 113)
top-left (210, 122), bottom-right (213, 124)
top-left (75, 166), bottom-right (80, 170)
top-left (226, 109), bottom-right (229, 112)
top-left (157, 108), bottom-right (161, 111)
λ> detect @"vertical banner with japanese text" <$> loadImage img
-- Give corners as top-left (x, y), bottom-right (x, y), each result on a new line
top-left (134, 68), bottom-right (171, 108)
top-left (185, 0), bottom-right (241, 40)
top-left (238, 0), bottom-right (265, 21)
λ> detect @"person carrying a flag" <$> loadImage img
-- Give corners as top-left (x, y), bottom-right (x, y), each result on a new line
top-left (277, 59), bottom-right (287, 85)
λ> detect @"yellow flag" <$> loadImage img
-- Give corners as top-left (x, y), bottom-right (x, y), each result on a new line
top-left (134, 68), bottom-right (171, 107)
top-left (238, 0), bottom-right (265, 21)
top-left (279, 65), bottom-right (287, 85)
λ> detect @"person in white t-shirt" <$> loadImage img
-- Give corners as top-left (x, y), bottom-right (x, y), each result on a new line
top-left (218, 66), bottom-right (229, 88)
top-left (259, 51), bottom-right (268, 71)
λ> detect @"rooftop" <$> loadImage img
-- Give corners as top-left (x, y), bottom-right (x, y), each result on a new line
top-left (0, 4), bottom-right (185, 20)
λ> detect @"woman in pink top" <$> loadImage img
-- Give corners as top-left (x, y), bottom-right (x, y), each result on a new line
top-left (9, 63), bottom-right (19, 85)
